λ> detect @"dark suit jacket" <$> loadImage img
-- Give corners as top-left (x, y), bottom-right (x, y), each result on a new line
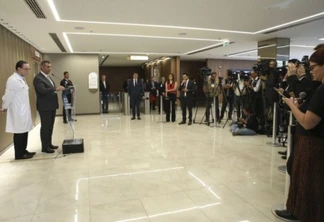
top-left (146, 81), bottom-right (158, 96)
top-left (128, 79), bottom-right (144, 99)
top-left (178, 80), bottom-right (194, 99)
top-left (99, 80), bottom-right (110, 95)
top-left (158, 81), bottom-right (166, 96)
top-left (33, 72), bottom-right (58, 111)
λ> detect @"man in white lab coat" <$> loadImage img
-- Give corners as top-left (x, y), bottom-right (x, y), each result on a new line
top-left (1, 61), bottom-right (35, 160)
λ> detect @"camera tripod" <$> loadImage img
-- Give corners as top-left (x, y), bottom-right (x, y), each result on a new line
top-left (222, 80), bottom-right (250, 128)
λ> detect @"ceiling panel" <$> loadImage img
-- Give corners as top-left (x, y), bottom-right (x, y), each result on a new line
top-left (68, 34), bottom-right (221, 53)
top-left (55, 0), bottom-right (324, 32)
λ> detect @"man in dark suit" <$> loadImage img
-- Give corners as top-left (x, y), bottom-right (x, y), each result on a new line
top-left (146, 76), bottom-right (158, 110)
top-left (128, 73), bottom-right (144, 120)
top-left (33, 60), bottom-right (65, 153)
top-left (60, 71), bottom-right (75, 123)
top-left (99, 74), bottom-right (110, 113)
top-left (178, 73), bottom-right (194, 125)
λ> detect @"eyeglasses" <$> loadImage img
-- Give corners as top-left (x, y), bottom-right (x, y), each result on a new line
top-left (21, 68), bottom-right (30, 71)
top-left (309, 64), bottom-right (319, 71)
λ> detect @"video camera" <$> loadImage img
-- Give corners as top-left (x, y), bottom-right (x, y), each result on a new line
top-left (198, 67), bottom-right (212, 79)
top-left (228, 70), bottom-right (250, 81)
top-left (253, 60), bottom-right (269, 76)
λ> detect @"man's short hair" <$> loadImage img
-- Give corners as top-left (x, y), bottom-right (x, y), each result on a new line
top-left (63, 71), bottom-right (69, 76)
top-left (40, 60), bottom-right (51, 67)
top-left (15, 60), bottom-right (28, 71)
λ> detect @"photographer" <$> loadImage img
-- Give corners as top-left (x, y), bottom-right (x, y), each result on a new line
top-left (230, 105), bottom-right (258, 136)
top-left (220, 75), bottom-right (234, 120)
top-left (246, 70), bottom-right (264, 130)
top-left (232, 71), bottom-right (249, 120)
top-left (203, 72), bottom-right (221, 124)
top-left (277, 61), bottom-right (312, 99)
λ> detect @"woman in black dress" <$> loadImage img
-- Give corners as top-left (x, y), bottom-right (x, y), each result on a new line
top-left (277, 49), bottom-right (324, 221)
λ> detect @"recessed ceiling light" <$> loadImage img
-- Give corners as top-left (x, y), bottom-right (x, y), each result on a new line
top-left (75, 26), bottom-right (85, 30)
top-left (319, 38), bottom-right (324, 41)
top-left (128, 55), bottom-right (149, 61)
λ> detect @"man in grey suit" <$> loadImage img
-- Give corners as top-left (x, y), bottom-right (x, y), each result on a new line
top-left (128, 73), bottom-right (144, 120)
top-left (33, 60), bottom-right (65, 153)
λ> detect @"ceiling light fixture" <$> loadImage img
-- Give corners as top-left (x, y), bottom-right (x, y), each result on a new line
top-left (62, 32), bottom-right (73, 53)
top-left (319, 38), bottom-right (324, 41)
top-left (290, 44), bottom-right (315, 48)
top-left (255, 12), bottom-right (324, 34)
top-left (47, 0), bottom-right (60, 21)
top-left (45, 0), bottom-right (324, 36)
top-left (128, 55), bottom-right (149, 61)
top-left (66, 32), bottom-right (226, 42)
top-left (184, 42), bottom-right (226, 55)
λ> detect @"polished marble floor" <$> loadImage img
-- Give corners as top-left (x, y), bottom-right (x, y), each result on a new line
top-left (0, 110), bottom-right (288, 222)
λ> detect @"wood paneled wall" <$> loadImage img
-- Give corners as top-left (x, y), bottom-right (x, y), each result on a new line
top-left (207, 59), bottom-right (256, 78)
top-left (0, 24), bottom-right (42, 153)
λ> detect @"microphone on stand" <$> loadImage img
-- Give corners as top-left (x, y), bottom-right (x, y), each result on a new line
top-left (51, 73), bottom-right (61, 81)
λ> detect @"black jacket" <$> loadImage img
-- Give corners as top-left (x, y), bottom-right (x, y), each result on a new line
top-left (100, 80), bottom-right (110, 95)
top-left (33, 73), bottom-right (59, 111)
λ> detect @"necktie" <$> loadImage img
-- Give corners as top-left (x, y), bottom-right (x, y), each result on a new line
top-left (47, 75), bottom-right (54, 86)
top-left (185, 80), bottom-right (188, 96)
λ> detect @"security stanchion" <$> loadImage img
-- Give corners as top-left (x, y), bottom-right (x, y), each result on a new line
top-left (271, 111), bottom-right (299, 221)
top-left (266, 102), bottom-right (282, 147)
top-left (157, 96), bottom-right (166, 123)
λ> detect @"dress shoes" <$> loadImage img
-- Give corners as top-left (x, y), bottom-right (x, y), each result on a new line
top-left (275, 209), bottom-right (298, 220)
top-left (178, 121), bottom-right (186, 125)
top-left (25, 150), bottom-right (36, 156)
top-left (63, 120), bottom-right (68, 124)
top-left (15, 154), bottom-right (33, 160)
top-left (42, 147), bottom-right (55, 153)
top-left (49, 144), bottom-right (59, 149)
top-left (137, 117), bottom-right (141, 120)
top-left (278, 150), bottom-right (287, 155)
top-left (188, 121), bottom-right (192, 126)
top-left (131, 117), bottom-right (135, 120)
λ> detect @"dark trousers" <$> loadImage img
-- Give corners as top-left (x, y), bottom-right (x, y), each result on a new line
top-left (221, 96), bottom-right (233, 119)
top-left (13, 132), bottom-right (28, 158)
top-left (63, 94), bottom-right (72, 121)
top-left (253, 96), bottom-right (264, 125)
top-left (205, 96), bottom-right (220, 121)
top-left (130, 97), bottom-right (141, 118)
top-left (181, 96), bottom-right (193, 122)
top-left (102, 93), bottom-right (108, 112)
top-left (39, 110), bottom-right (56, 149)
top-left (234, 95), bottom-right (249, 119)
top-left (63, 107), bottom-right (72, 121)
top-left (165, 94), bottom-right (176, 122)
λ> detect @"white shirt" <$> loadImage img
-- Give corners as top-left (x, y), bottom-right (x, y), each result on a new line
top-left (233, 80), bottom-right (246, 96)
top-left (41, 71), bottom-right (54, 86)
top-left (1, 72), bottom-right (33, 133)
top-left (252, 77), bottom-right (261, 93)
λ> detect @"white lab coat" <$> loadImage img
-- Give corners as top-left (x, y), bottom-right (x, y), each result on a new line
top-left (1, 72), bottom-right (33, 133)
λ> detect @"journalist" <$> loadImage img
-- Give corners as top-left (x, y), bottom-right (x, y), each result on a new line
top-left (276, 48), bottom-right (324, 222)
top-left (203, 72), bottom-right (221, 124)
